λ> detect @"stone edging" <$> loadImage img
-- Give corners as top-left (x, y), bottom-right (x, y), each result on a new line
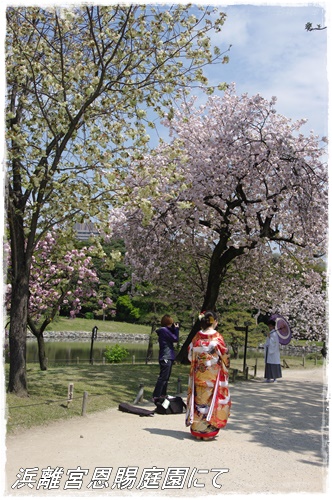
top-left (27, 331), bottom-right (151, 343)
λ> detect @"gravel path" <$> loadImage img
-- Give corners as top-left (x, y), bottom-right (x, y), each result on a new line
top-left (3, 367), bottom-right (329, 497)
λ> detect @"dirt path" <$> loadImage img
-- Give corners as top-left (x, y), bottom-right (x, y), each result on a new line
top-left (3, 367), bottom-right (329, 497)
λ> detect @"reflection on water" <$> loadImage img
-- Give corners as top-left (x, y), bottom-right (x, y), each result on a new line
top-left (5, 340), bottom-right (157, 364)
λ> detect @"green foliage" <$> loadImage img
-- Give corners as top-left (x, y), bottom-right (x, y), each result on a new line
top-left (84, 312), bottom-right (94, 320)
top-left (218, 304), bottom-right (266, 357)
top-left (116, 295), bottom-right (141, 322)
top-left (103, 344), bottom-right (129, 363)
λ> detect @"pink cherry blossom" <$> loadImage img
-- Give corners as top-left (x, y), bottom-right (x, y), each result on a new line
top-left (109, 86), bottom-right (327, 346)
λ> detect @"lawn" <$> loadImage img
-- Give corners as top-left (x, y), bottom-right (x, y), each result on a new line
top-left (4, 353), bottom-right (324, 434)
top-left (3, 317), bottom-right (325, 435)
top-left (44, 317), bottom-right (152, 335)
top-left (4, 362), bottom-right (190, 434)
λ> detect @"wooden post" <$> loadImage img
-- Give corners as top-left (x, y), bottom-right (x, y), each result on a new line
top-left (177, 377), bottom-right (182, 394)
top-left (302, 355), bottom-right (305, 367)
top-left (132, 355), bottom-right (135, 364)
top-left (90, 326), bottom-right (98, 364)
top-left (133, 384), bottom-right (144, 404)
top-left (77, 357), bottom-right (79, 364)
top-left (82, 391), bottom-right (88, 416)
top-left (232, 369), bottom-right (238, 382)
top-left (245, 366), bottom-right (249, 380)
top-left (254, 358), bottom-right (257, 377)
top-left (67, 383), bottom-right (74, 408)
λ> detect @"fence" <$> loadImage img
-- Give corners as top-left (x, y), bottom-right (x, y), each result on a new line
top-left (22, 354), bottom-right (155, 367)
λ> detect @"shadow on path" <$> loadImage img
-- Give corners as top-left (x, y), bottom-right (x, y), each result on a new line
top-left (142, 374), bottom-right (327, 465)
top-left (228, 377), bottom-right (327, 462)
top-left (143, 427), bottom-right (191, 441)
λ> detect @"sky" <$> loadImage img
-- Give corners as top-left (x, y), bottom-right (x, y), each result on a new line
top-left (0, 0), bottom-right (330, 143)
top-left (210, 4), bottom-right (328, 139)
top-left (205, 1), bottom-right (329, 139)
top-left (146, 0), bottom-right (329, 145)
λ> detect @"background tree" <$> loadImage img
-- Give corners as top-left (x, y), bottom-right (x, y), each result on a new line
top-left (5, 4), bottom-right (230, 395)
top-left (109, 87), bottom-right (327, 361)
top-left (213, 246), bottom-right (327, 342)
top-left (5, 232), bottom-right (114, 370)
top-left (217, 306), bottom-right (265, 358)
top-left (72, 239), bottom-right (125, 320)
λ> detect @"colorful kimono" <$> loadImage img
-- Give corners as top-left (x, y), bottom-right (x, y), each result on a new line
top-left (186, 330), bottom-right (231, 439)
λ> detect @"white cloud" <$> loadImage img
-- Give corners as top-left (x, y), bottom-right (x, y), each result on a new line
top-left (204, 3), bottom-right (328, 138)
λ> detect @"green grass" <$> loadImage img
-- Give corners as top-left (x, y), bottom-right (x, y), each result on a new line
top-left (5, 362), bottom-right (190, 434)
top-left (4, 354), bottom-right (324, 434)
top-left (44, 317), bottom-right (152, 335)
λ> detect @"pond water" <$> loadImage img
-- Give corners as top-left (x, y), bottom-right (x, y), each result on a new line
top-left (5, 340), bottom-right (157, 365)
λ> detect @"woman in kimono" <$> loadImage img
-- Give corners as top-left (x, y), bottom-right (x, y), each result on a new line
top-left (264, 319), bottom-right (282, 382)
top-left (186, 311), bottom-right (231, 440)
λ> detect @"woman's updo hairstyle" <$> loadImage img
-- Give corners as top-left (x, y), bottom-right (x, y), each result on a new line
top-left (199, 310), bottom-right (218, 330)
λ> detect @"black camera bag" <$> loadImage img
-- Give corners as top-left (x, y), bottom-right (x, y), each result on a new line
top-left (154, 396), bottom-right (186, 415)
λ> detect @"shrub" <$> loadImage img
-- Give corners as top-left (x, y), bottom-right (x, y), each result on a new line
top-left (103, 344), bottom-right (129, 363)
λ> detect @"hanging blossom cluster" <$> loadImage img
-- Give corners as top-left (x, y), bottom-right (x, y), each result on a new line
top-left (109, 85), bottom-right (327, 341)
top-left (5, 232), bottom-right (111, 321)
top-left (220, 248), bottom-right (326, 340)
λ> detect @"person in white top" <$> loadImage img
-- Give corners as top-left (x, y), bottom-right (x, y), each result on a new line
top-left (264, 319), bottom-right (282, 382)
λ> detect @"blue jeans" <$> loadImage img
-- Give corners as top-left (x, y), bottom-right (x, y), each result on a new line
top-left (153, 359), bottom-right (174, 398)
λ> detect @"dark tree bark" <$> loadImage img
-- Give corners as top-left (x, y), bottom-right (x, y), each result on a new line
top-left (176, 236), bottom-right (247, 363)
top-left (145, 322), bottom-right (155, 364)
top-left (27, 317), bottom-right (49, 371)
top-left (8, 276), bottom-right (29, 396)
top-left (7, 216), bottom-right (31, 395)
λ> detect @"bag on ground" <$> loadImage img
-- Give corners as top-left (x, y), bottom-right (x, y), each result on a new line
top-left (154, 396), bottom-right (186, 415)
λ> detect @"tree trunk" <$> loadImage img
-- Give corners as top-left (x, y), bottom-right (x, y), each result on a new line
top-left (28, 317), bottom-right (49, 371)
top-left (176, 318), bottom-right (200, 364)
top-left (7, 192), bottom-right (34, 395)
top-left (145, 322), bottom-right (155, 364)
top-left (36, 333), bottom-right (48, 371)
top-left (176, 238), bottom-right (245, 363)
top-left (176, 242), bottom-right (223, 363)
top-left (7, 273), bottom-right (29, 396)
top-left (231, 343), bottom-right (239, 359)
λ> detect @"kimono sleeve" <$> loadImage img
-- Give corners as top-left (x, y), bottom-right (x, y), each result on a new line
top-left (216, 334), bottom-right (228, 355)
top-left (188, 341), bottom-right (194, 362)
top-left (268, 331), bottom-right (279, 354)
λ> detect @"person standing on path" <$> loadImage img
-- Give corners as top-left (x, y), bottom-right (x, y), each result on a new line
top-left (264, 318), bottom-right (282, 382)
top-left (152, 314), bottom-right (179, 400)
top-left (186, 311), bottom-right (231, 440)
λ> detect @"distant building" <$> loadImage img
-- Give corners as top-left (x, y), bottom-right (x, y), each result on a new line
top-left (74, 222), bottom-right (100, 241)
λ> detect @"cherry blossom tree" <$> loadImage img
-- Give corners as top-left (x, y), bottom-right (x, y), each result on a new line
top-left (109, 87), bottom-right (327, 361)
top-left (5, 4), bottom-right (230, 395)
top-left (5, 233), bottom-right (115, 370)
top-left (218, 249), bottom-right (326, 341)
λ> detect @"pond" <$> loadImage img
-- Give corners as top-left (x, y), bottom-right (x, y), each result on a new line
top-left (5, 340), bottom-right (157, 365)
